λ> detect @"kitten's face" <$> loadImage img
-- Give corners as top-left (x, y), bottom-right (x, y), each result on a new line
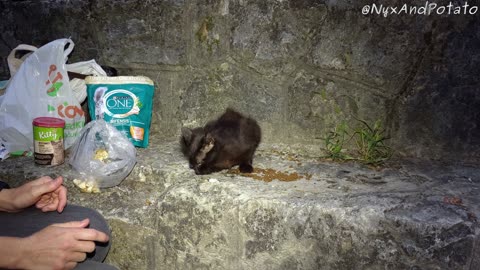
top-left (181, 128), bottom-right (215, 172)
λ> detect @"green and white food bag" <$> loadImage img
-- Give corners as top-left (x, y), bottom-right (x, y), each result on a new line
top-left (86, 76), bottom-right (154, 148)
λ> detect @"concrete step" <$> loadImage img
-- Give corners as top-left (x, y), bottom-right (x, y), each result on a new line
top-left (0, 137), bottom-right (479, 270)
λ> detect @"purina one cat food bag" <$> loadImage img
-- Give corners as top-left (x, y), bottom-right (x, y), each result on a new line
top-left (86, 76), bottom-right (154, 148)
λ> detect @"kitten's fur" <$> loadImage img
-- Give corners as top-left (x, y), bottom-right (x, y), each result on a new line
top-left (181, 108), bottom-right (261, 175)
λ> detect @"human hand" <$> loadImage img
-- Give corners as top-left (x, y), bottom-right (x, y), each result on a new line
top-left (17, 218), bottom-right (109, 270)
top-left (4, 176), bottom-right (67, 213)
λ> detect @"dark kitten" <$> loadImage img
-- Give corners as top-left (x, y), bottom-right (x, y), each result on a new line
top-left (180, 108), bottom-right (261, 175)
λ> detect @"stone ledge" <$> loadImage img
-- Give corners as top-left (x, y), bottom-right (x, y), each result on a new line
top-left (0, 137), bottom-right (479, 270)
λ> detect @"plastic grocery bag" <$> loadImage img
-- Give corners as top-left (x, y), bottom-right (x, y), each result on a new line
top-left (67, 60), bottom-right (107, 103)
top-left (0, 39), bottom-right (85, 149)
top-left (6, 42), bottom-right (107, 103)
top-left (69, 119), bottom-right (136, 189)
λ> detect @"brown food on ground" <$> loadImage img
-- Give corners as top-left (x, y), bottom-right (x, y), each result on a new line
top-left (227, 168), bottom-right (312, 182)
top-left (443, 196), bottom-right (463, 206)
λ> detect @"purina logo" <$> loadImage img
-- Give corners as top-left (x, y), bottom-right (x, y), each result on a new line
top-left (102, 89), bottom-right (141, 118)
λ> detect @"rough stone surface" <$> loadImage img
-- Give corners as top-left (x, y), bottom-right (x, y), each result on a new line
top-left (0, 139), bottom-right (479, 269)
top-left (0, 0), bottom-right (479, 160)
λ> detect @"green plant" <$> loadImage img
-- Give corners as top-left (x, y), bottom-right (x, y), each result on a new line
top-left (323, 122), bottom-right (351, 161)
top-left (353, 119), bottom-right (392, 165)
top-left (322, 118), bottom-right (393, 165)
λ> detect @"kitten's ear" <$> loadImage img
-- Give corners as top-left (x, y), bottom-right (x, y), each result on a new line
top-left (181, 127), bottom-right (193, 142)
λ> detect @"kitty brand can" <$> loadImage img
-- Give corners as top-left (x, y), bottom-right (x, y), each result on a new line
top-left (33, 117), bottom-right (65, 166)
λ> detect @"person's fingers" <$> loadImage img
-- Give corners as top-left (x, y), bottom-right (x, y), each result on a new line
top-left (73, 240), bottom-right (97, 253)
top-left (54, 219), bottom-right (90, 229)
top-left (40, 201), bottom-right (59, 212)
top-left (64, 261), bottom-right (78, 270)
top-left (67, 251), bottom-right (88, 263)
top-left (30, 176), bottom-right (54, 186)
top-left (35, 196), bottom-right (51, 209)
top-left (35, 193), bottom-right (59, 211)
top-left (74, 228), bottom-right (109, 243)
top-left (53, 176), bottom-right (64, 187)
top-left (31, 176), bottom-right (63, 198)
top-left (36, 192), bottom-right (56, 206)
top-left (57, 186), bottom-right (67, 212)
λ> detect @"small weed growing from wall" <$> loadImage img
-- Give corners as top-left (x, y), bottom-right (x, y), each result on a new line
top-left (352, 119), bottom-right (392, 165)
top-left (322, 119), bottom-right (392, 166)
top-left (196, 17), bottom-right (214, 43)
top-left (196, 16), bottom-right (220, 53)
top-left (323, 122), bottom-right (352, 161)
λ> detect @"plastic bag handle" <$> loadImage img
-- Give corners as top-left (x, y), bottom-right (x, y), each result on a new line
top-left (8, 44), bottom-right (37, 59)
top-left (7, 44), bottom-right (38, 75)
top-left (63, 39), bottom-right (75, 59)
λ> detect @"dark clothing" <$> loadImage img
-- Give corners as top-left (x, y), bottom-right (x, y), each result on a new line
top-left (0, 204), bottom-right (117, 270)
top-left (0, 181), bottom-right (9, 191)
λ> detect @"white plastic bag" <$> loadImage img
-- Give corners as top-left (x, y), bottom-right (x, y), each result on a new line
top-left (0, 39), bottom-right (85, 149)
top-left (5, 43), bottom-right (107, 104)
top-left (69, 119), bottom-right (136, 188)
top-left (0, 127), bottom-right (31, 153)
top-left (66, 60), bottom-right (107, 103)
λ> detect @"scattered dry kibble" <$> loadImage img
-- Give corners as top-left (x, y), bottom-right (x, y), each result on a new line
top-left (227, 168), bottom-right (311, 182)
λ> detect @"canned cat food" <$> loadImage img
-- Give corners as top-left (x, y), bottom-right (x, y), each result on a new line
top-left (33, 117), bottom-right (65, 166)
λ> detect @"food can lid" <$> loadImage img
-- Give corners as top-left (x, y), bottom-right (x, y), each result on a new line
top-left (32, 117), bottom-right (65, 128)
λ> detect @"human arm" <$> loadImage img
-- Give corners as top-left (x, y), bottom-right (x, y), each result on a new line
top-left (0, 219), bottom-right (109, 270)
top-left (0, 176), bottom-right (67, 213)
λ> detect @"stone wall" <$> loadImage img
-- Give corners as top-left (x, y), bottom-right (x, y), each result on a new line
top-left (0, 0), bottom-right (479, 160)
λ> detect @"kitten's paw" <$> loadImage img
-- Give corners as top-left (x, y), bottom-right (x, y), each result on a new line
top-left (239, 164), bottom-right (254, 173)
top-left (194, 168), bottom-right (209, 175)
top-left (195, 166), bottom-right (214, 175)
